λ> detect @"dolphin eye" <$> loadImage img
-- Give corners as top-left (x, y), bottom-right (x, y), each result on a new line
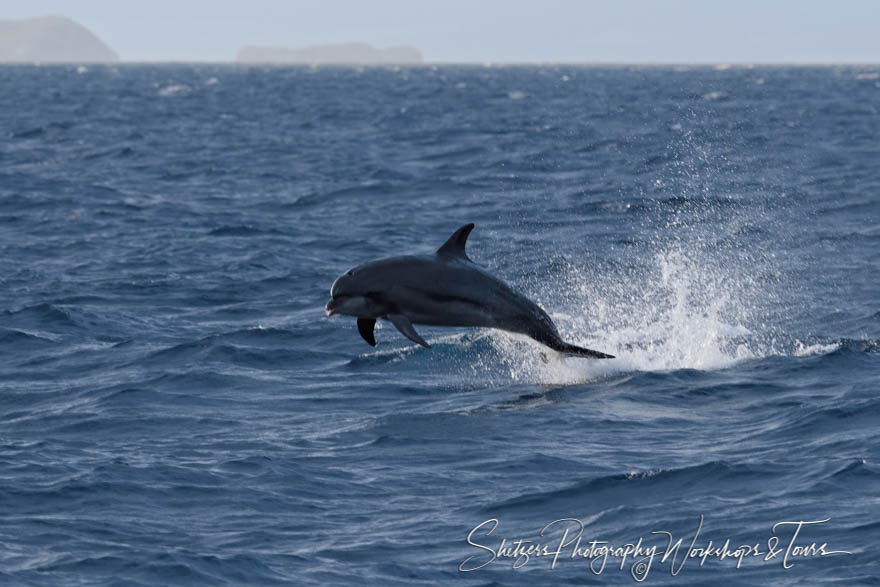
top-left (346, 270), bottom-right (354, 276)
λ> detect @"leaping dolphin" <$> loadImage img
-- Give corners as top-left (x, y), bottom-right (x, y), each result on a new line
top-left (325, 224), bottom-right (614, 359)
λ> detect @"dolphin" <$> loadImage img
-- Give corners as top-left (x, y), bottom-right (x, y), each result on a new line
top-left (325, 224), bottom-right (614, 359)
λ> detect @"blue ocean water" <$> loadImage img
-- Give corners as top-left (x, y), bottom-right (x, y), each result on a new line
top-left (0, 64), bottom-right (878, 585)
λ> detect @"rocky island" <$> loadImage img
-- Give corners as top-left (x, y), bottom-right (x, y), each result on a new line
top-left (0, 15), bottom-right (118, 63)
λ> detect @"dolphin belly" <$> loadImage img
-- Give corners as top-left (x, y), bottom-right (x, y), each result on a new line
top-left (394, 288), bottom-right (498, 328)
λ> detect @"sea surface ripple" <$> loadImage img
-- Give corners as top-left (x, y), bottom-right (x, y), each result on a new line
top-left (0, 64), bottom-right (878, 585)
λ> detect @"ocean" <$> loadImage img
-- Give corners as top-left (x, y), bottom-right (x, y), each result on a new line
top-left (0, 64), bottom-right (878, 585)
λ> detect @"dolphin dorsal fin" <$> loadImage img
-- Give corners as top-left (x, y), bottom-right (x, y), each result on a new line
top-left (437, 223), bottom-right (475, 259)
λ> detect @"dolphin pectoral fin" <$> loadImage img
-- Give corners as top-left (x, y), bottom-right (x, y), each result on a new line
top-left (387, 314), bottom-right (430, 347)
top-left (357, 318), bottom-right (377, 346)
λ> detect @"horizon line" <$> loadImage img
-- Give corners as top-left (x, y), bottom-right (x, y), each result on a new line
top-left (5, 59), bottom-right (880, 67)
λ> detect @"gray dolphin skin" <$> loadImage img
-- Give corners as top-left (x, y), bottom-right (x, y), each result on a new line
top-left (325, 224), bottom-right (614, 359)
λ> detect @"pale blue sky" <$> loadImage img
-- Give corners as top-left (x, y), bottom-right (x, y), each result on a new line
top-left (3, 0), bottom-right (880, 62)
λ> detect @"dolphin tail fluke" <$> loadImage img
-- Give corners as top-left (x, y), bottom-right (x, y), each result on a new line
top-left (553, 341), bottom-right (615, 359)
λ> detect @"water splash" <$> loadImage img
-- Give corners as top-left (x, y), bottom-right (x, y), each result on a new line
top-left (793, 341), bottom-right (840, 357)
top-left (478, 200), bottom-right (790, 384)
top-left (465, 103), bottom-right (806, 385)
top-left (580, 252), bottom-right (754, 369)
top-left (477, 243), bottom-right (769, 386)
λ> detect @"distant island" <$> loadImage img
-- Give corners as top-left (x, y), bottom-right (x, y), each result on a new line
top-left (0, 15), bottom-right (118, 63)
top-left (237, 43), bottom-right (422, 65)
top-left (0, 16), bottom-right (422, 65)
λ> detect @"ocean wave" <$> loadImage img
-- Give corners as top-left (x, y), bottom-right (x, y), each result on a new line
top-left (1, 303), bottom-right (81, 338)
top-left (138, 327), bottom-right (306, 370)
top-left (0, 327), bottom-right (57, 348)
top-left (207, 225), bottom-right (285, 237)
top-left (10, 126), bottom-right (45, 139)
top-left (292, 181), bottom-right (394, 208)
top-left (828, 457), bottom-right (876, 480)
top-left (1, 64), bottom-right (876, 585)
top-left (486, 461), bottom-right (774, 513)
top-left (157, 83), bottom-right (193, 97)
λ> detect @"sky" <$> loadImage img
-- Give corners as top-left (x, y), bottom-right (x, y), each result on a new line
top-left (3, 0), bottom-right (880, 63)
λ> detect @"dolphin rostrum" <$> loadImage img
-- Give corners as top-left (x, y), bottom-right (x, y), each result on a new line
top-left (325, 224), bottom-right (614, 359)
